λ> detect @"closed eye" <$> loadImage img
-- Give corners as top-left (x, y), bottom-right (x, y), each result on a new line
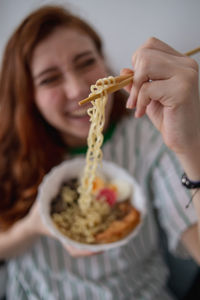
top-left (39, 74), bottom-right (62, 86)
top-left (77, 58), bottom-right (96, 69)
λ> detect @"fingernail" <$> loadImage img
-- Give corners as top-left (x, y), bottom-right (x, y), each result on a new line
top-left (126, 97), bottom-right (133, 109)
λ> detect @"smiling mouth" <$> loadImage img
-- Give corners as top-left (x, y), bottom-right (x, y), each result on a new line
top-left (68, 107), bottom-right (89, 118)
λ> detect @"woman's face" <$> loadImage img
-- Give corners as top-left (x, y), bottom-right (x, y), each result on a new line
top-left (31, 26), bottom-right (112, 147)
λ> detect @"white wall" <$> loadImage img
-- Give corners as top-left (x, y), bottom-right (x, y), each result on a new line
top-left (0, 0), bottom-right (200, 74)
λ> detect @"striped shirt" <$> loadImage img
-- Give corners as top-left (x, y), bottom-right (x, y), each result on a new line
top-left (6, 115), bottom-right (197, 300)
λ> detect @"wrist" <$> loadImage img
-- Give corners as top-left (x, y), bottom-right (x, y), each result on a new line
top-left (23, 215), bottom-right (40, 238)
top-left (176, 146), bottom-right (200, 181)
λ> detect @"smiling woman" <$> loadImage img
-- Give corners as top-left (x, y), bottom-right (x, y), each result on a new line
top-left (31, 26), bottom-right (112, 146)
top-left (0, 5), bottom-right (128, 231)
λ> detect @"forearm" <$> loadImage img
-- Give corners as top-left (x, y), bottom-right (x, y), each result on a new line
top-left (0, 216), bottom-right (39, 259)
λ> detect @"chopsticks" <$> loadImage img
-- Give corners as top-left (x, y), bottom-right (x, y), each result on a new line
top-left (79, 46), bottom-right (200, 105)
top-left (185, 47), bottom-right (200, 57)
top-left (79, 74), bottom-right (133, 105)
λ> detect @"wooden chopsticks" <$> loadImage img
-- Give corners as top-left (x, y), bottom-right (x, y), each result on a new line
top-left (79, 74), bottom-right (133, 105)
top-left (185, 47), bottom-right (200, 57)
top-left (79, 46), bottom-right (200, 105)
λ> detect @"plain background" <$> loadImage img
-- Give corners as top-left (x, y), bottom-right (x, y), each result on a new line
top-left (0, 0), bottom-right (200, 77)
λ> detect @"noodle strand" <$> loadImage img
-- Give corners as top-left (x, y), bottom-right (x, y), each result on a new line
top-left (78, 76), bottom-right (115, 213)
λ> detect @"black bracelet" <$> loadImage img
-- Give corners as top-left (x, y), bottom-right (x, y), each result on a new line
top-left (181, 173), bottom-right (200, 208)
top-left (181, 173), bottom-right (200, 189)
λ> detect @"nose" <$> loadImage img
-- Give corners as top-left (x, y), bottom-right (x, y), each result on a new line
top-left (64, 73), bottom-right (89, 101)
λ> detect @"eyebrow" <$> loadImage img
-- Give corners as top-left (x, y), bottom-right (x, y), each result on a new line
top-left (34, 67), bottom-right (58, 79)
top-left (73, 51), bottom-right (93, 63)
top-left (34, 51), bottom-right (94, 80)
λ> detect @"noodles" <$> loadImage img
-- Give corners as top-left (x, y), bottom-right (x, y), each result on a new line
top-left (51, 178), bottom-right (140, 244)
top-left (78, 76), bottom-right (115, 213)
top-left (50, 76), bottom-right (141, 244)
top-left (51, 180), bottom-right (112, 244)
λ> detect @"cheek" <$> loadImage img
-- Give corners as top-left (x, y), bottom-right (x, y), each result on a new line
top-left (85, 63), bottom-right (108, 85)
top-left (35, 88), bottom-right (64, 113)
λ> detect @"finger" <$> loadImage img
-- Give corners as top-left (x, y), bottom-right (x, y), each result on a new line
top-left (126, 85), bottom-right (138, 109)
top-left (132, 47), bottom-right (195, 86)
top-left (120, 68), bottom-right (136, 108)
top-left (65, 245), bottom-right (97, 257)
top-left (135, 79), bottom-right (172, 118)
top-left (138, 37), bottom-right (183, 57)
top-left (133, 49), bottom-right (182, 81)
top-left (120, 68), bottom-right (134, 92)
top-left (120, 68), bottom-right (133, 76)
top-left (126, 52), bottom-right (169, 110)
top-left (67, 250), bottom-right (94, 257)
top-left (131, 49), bottom-right (189, 110)
top-left (143, 38), bottom-right (198, 70)
top-left (135, 81), bottom-right (152, 118)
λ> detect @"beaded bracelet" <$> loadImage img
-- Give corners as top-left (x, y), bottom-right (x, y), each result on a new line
top-left (181, 173), bottom-right (200, 208)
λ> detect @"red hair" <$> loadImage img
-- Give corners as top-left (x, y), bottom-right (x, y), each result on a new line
top-left (0, 5), bottom-right (128, 230)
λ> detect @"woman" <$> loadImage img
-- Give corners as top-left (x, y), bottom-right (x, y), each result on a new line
top-left (0, 5), bottom-right (199, 300)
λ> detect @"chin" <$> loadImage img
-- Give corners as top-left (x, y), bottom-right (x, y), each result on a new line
top-left (70, 128), bottom-right (89, 143)
top-left (77, 131), bottom-right (89, 141)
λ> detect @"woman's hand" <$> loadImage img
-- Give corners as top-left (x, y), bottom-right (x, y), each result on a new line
top-left (64, 245), bottom-right (100, 257)
top-left (28, 202), bottom-right (98, 257)
top-left (121, 37), bottom-right (200, 157)
top-left (26, 200), bottom-right (52, 237)
top-left (0, 201), bottom-right (50, 259)
top-left (121, 39), bottom-right (200, 264)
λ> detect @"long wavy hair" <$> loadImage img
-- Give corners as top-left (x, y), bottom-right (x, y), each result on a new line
top-left (0, 5), bottom-right (129, 230)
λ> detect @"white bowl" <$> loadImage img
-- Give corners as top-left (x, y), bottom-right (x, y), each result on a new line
top-left (37, 158), bottom-right (146, 252)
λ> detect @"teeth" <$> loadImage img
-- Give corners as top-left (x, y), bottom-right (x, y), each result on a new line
top-left (70, 108), bottom-right (88, 117)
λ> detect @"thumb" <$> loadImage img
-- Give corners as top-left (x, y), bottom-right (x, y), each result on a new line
top-left (120, 68), bottom-right (134, 92)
